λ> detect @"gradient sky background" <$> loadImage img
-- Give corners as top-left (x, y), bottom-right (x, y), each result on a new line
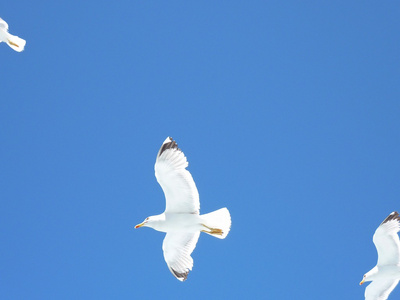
top-left (1, 1), bottom-right (400, 299)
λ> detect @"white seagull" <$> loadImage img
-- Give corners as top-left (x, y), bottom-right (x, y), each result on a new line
top-left (0, 17), bottom-right (26, 52)
top-left (135, 137), bottom-right (231, 281)
top-left (360, 211), bottom-right (400, 300)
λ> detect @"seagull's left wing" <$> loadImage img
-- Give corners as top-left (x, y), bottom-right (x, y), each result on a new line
top-left (155, 137), bottom-right (200, 214)
top-left (365, 279), bottom-right (399, 300)
top-left (373, 212), bottom-right (400, 266)
top-left (162, 232), bottom-right (200, 281)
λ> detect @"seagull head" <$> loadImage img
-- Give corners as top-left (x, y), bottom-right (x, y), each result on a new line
top-left (360, 267), bottom-right (378, 285)
top-left (135, 217), bottom-right (150, 229)
top-left (135, 214), bottom-right (164, 229)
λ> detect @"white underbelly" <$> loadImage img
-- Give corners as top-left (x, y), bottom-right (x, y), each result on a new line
top-left (159, 213), bottom-right (202, 233)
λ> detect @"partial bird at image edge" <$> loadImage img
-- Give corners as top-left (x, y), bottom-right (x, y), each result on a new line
top-left (0, 17), bottom-right (26, 52)
top-left (360, 211), bottom-right (400, 300)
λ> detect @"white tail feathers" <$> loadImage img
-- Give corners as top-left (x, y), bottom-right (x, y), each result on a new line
top-left (7, 34), bottom-right (26, 52)
top-left (201, 207), bottom-right (231, 239)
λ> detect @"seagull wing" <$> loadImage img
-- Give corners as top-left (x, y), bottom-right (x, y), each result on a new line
top-left (373, 212), bottom-right (400, 266)
top-left (155, 137), bottom-right (200, 214)
top-left (365, 279), bottom-right (399, 300)
top-left (0, 18), bottom-right (9, 31)
top-left (162, 232), bottom-right (200, 281)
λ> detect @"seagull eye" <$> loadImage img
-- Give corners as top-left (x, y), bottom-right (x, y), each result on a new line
top-left (146, 217), bottom-right (149, 220)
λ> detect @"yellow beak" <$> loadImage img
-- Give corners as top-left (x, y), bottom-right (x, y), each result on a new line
top-left (135, 222), bottom-right (145, 229)
top-left (360, 279), bottom-right (365, 285)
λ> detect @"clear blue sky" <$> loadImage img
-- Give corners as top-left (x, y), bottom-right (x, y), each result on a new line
top-left (1, 1), bottom-right (400, 299)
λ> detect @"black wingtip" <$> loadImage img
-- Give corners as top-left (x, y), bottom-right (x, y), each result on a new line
top-left (381, 211), bottom-right (400, 225)
top-left (171, 268), bottom-right (189, 281)
top-left (158, 137), bottom-right (180, 157)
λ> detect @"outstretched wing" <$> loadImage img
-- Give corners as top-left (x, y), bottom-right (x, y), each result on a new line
top-left (162, 232), bottom-right (200, 281)
top-left (154, 137), bottom-right (200, 214)
top-left (0, 18), bottom-right (9, 31)
top-left (365, 279), bottom-right (399, 300)
top-left (373, 212), bottom-right (400, 266)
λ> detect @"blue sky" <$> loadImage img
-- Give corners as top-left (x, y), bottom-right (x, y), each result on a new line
top-left (1, 1), bottom-right (400, 299)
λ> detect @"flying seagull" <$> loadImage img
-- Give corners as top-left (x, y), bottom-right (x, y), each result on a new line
top-left (360, 211), bottom-right (400, 300)
top-left (0, 17), bottom-right (26, 52)
top-left (135, 137), bottom-right (231, 281)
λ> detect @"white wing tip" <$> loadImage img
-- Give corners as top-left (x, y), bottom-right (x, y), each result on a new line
top-left (163, 137), bottom-right (172, 144)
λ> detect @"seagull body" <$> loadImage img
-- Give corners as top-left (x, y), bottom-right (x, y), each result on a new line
top-left (145, 213), bottom-right (204, 233)
top-left (360, 212), bottom-right (400, 300)
top-left (0, 18), bottom-right (26, 52)
top-left (135, 137), bottom-right (231, 281)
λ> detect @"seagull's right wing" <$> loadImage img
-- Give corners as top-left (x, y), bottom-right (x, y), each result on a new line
top-left (365, 279), bottom-right (399, 300)
top-left (154, 137), bottom-right (200, 214)
top-left (373, 212), bottom-right (400, 266)
top-left (0, 18), bottom-right (9, 31)
top-left (162, 232), bottom-right (200, 281)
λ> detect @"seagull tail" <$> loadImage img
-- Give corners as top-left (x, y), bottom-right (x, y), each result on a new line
top-left (201, 207), bottom-right (231, 239)
top-left (6, 33), bottom-right (26, 52)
